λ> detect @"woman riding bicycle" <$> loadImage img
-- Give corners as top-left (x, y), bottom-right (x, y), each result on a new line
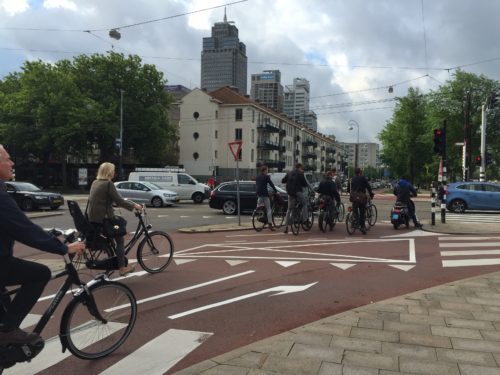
top-left (87, 162), bottom-right (142, 276)
top-left (0, 145), bottom-right (84, 345)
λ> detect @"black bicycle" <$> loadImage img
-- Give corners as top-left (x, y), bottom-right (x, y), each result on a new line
top-left (345, 204), bottom-right (367, 235)
top-left (68, 201), bottom-right (174, 274)
top-left (0, 229), bottom-right (137, 371)
top-left (251, 192), bottom-right (287, 232)
top-left (318, 196), bottom-right (337, 232)
top-left (366, 196), bottom-right (378, 227)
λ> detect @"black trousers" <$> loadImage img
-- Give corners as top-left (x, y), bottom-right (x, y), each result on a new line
top-left (0, 257), bottom-right (51, 329)
top-left (353, 201), bottom-right (367, 228)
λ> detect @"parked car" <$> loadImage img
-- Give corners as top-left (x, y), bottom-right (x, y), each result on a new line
top-left (209, 181), bottom-right (288, 215)
top-left (115, 181), bottom-right (179, 207)
top-left (5, 181), bottom-right (64, 211)
top-left (446, 181), bottom-right (500, 213)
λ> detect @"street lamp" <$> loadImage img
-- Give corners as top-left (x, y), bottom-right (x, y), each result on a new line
top-left (348, 120), bottom-right (359, 168)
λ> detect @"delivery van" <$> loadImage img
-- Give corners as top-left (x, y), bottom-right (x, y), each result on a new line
top-left (128, 168), bottom-right (210, 203)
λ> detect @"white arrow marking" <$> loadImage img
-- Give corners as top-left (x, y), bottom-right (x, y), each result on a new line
top-left (168, 282), bottom-right (318, 320)
top-left (389, 265), bottom-right (416, 271)
top-left (275, 261), bottom-right (300, 268)
top-left (330, 263), bottom-right (356, 270)
top-left (175, 259), bottom-right (197, 265)
top-left (9, 322), bottom-right (126, 375)
top-left (225, 260), bottom-right (248, 266)
top-left (202, 216), bottom-right (212, 219)
top-left (100, 329), bottom-right (212, 375)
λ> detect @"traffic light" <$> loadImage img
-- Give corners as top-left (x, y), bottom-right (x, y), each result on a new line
top-left (486, 152), bottom-right (492, 165)
top-left (433, 128), bottom-right (445, 154)
top-left (475, 155), bottom-right (482, 166)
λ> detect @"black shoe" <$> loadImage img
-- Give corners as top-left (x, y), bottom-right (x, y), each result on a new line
top-left (283, 227), bottom-right (288, 234)
top-left (415, 223), bottom-right (423, 229)
top-left (0, 327), bottom-right (41, 345)
top-left (360, 227), bottom-right (367, 234)
top-left (268, 223), bottom-right (275, 231)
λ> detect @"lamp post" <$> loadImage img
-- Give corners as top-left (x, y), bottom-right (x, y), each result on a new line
top-left (348, 120), bottom-right (359, 168)
top-left (119, 89), bottom-right (124, 180)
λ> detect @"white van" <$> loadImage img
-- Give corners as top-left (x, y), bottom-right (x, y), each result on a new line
top-left (269, 172), bottom-right (314, 189)
top-left (128, 169), bottom-right (210, 203)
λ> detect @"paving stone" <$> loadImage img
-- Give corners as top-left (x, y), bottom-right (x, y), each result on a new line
top-left (428, 308), bottom-right (474, 319)
top-left (248, 369), bottom-right (287, 375)
top-left (382, 342), bottom-right (437, 360)
top-left (288, 343), bottom-right (343, 363)
top-left (445, 317), bottom-right (495, 330)
top-left (350, 327), bottom-right (399, 342)
top-left (436, 348), bottom-right (497, 366)
top-left (322, 315), bottom-right (359, 327)
top-left (330, 336), bottom-right (381, 353)
top-left (482, 330), bottom-right (500, 342)
top-left (475, 292), bottom-right (500, 301)
top-left (358, 318), bottom-right (384, 330)
top-left (400, 331), bottom-right (452, 348)
top-left (467, 297), bottom-right (500, 307)
top-left (400, 313), bottom-right (445, 326)
top-left (380, 371), bottom-right (415, 375)
top-left (356, 310), bottom-right (401, 322)
top-left (318, 362), bottom-right (342, 375)
top-left (343, 350), bottom-right (399, 371)
top-left (261, 354), bottom-right (321, 375)
top-left (441, 301), bottom-right (485, 312)
top-left (458, 363), bottom-right (500, 375)
top-left (200, 364), bottom-right (250, 375)
top-left (420, 300), bottom-right (442, 309)
top-left (408, 305), bottom-right (429, 315)
top-left (431, 325), bottom-right (482, 339)
top-left (390, 298), bottom-right (422, 307)
top-left (485, 306), bottom-right (500, 313)
top-left (299, 323), bottom-right (352, 337)
top-left (425, 294), bottom-right (466, 303)
top-left (173, 360), bottom-right (218, 375)
top-left (452, 337), bottom-right (500, 353)
top-left (473, 312), bottom-right (500, 322)
top-left (367, 304), bottom-right (408, 313)
top-left (285, 331), bottom-right (333, 347)
top-left (225, 352), bottom-right (268, 369)
top-left (384, 320), bottom-right (431, 334)
top-left (399, 357), bottom-right (460, 374)
top-left (343, 365), bottom-right (379, 375)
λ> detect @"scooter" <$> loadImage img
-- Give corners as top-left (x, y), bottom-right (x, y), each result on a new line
top-left (390, 201), bottom-right (410, 229)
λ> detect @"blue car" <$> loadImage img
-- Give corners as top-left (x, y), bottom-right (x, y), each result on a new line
top-left (446, 181), bottom-right (500, 213)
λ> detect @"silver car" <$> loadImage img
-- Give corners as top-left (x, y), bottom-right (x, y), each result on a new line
top-left (115, 181), bottom-right (179, 207)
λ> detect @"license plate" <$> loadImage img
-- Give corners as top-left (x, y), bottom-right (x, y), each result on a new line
top-left (392, 214), bottom-right (399, 220)
top-left (52, 199), bottom-right (61, 204)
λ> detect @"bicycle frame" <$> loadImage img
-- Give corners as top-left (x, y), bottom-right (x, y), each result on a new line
top-left (116, 212), bottom-right (153, 258)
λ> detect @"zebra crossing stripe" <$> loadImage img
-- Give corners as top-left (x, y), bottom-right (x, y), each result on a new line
top-left (440, 242), bottom-right (500, 248)
top-left (8, 321), bottom-right (127, 375)
top-left (20, 313), bottom-right (41, 330)
top-left (443, 258), bottom-right (500, 267)
top-left (441, 250), bottom-right (500, 256)
top-left (100, 329), bottom-right (212, 375)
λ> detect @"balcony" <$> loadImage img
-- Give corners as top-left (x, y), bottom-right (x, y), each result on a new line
top-left (258, 159), bottom-right (286, 170)
top-left (303, 152), bottom-right (318, 159)
top-left (279, 129), bottom-right (286, 137)
top-left (295, 149), bottom-right (300, 156)
top-left (302, 140), bottom-right (318, 148)
top-left (257, 140), bottom-right (280, 151)
top-left (325, 147), bottom-right (336, 154)
top-left (304, 164), bottom-right (317, 172)
top-left (326, 157), bottom-right (336, 163)
top-left (257, 121), bottom-right (281, 133)
top-left (280, 146), bottom-right (286, 153)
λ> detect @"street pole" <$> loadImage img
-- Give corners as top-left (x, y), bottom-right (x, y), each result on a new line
top-left (119, 89), bottom-right (124, 181)
top-left (441, 120), bottom-right (447, 224)
top-left (348, 120), bottom-right (359, 168)
top-left (480, 104), bottom-right (487, 182)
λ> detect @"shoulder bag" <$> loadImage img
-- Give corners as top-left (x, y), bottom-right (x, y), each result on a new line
top-left (101, 182), bottom-right (127, 238)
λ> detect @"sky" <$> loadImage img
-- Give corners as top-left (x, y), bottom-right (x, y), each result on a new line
top-left (1, 0), bottom-right (500, 144)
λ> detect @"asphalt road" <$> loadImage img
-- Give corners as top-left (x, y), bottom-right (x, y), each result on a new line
top-left (11, 198), bottom-right (500, 374)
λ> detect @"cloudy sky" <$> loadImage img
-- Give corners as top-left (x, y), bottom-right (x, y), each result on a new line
top-left (1, 0), bottom-right (500, 144)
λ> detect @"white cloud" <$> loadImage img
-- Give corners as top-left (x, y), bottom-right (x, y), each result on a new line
top-left (0, 0), bottom-right (29, 16)
top-left (43, 0), bottom-right (77, 12)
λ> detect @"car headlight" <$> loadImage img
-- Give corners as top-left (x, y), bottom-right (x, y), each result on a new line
top-left (34, 195), bottom-right (45, 199)
top-left (163, 193), bottom-right (175, 198)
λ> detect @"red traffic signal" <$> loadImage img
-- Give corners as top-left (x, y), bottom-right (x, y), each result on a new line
top-left (475, 155), bottom-right (482, 166)
top-left (433, 128), bottom-right (445, 154)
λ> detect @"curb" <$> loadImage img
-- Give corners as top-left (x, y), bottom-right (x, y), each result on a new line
top-left (178, 225), bottom-right (253, 233)
top-left (27, 211), bottom-right (65, 219)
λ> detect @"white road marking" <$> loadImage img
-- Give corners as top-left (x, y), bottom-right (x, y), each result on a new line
top-left (169, 282), bottom-right (318, 319)
top-left (225, 216), bottom-right (237, 219)
top-left (202, 216), bottom-right (212, 218)
top-left (106, 270), bottom-right (255, 312)
top-left (439, 236), bottom-right (500, 241)
top-left (441, 250), bottom-right (500, 256)
top-left (382, 231), bottom-right (443, 238)
top-left (225, 260), bottom-right (248, 266)
top-left (179, 215), bottom-right (190, 218)
top-left (174, 259), bottom-right (197, 265)
top-left (389, 265), bottom-right (415, 271)
top-left (440, 242), bottom-right (500, 248)
top-left (275, 261), bottom-right (300, 268)
top-left (330, 263), bottom-right (355, 270)
top-left (157, 215), bottom-right (169, 218)
top-left (20, 313), bottom-right (41, 329)
top-left (8, 322), bottom-right (126, 374)
top-left (100, 329), bottom-right (212, 375)
top-left (443, 258), bottom-right (500, 267)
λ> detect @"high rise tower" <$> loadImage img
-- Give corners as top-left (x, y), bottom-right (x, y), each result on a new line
top-left (250, 70), bottom-right (283, 113)
top-left (201, 9), bottom-right (247, 94)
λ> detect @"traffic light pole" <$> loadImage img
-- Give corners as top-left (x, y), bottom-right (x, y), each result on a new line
top-left (441, 120), bottom-right (447, 224)
top-left (480, 103), bottom-right (487, 182)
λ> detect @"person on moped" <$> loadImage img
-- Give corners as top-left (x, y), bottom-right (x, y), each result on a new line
top-left (393, 175), bottom-right (422, 229)
top-left (317, 170), bottom-right (341, 224)
top-left (0, 145), bottom-right (85, 345)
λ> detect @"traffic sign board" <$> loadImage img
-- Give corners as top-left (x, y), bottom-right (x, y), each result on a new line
top-left (228, 141), bottom-right (242, 161)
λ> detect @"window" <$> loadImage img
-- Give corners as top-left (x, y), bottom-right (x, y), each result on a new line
top-left (238, 149), bottom-right (242, 161)
top-left (251, 148), bottom-right (254, 162)
top-left (117, 182), bottom-right (131, 190)
top-left (251, 129), bottom-right (254, 143)
top-left (215, 130), bottom-right (218, 139)
top-left (215, 150), bottom-right (218, 159)
top-left (483, 184), bottom-right (500, 192)
top-left (178, 174), bottom-right (194, 185)
top-left (252, 110), bottom-right (255, 123)
top-left (235, 128), bottom-right (242, 140)
top-left (215, 110), bottom-right (218, 119)
top-left (235, 108), bottom-right (243, 121)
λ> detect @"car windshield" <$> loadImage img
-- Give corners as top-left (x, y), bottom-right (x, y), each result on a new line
top-left (141, 182), bottom-right (163, 190)
top-left (12, 182), bottom-right (41, 192)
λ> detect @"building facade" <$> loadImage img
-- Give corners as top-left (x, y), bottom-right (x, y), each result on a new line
top-left (250, 70), bottom-right (284, 113)
top-left (336, 142), bottom-right (380, 169)
top-left (283, 78), bottom-right (317, 131)
top-left (178, 87), bottom-right (338, 182)
top-left (200, 12), bottom-right (247, 95)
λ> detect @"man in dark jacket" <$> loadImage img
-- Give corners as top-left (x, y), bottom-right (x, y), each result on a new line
top-left (393, 176), bottom-right (422, 228)
top-left (317, 170), bottom-right (341, 226)
top-left (255, 165), bottom-right (278, 231)
top-left (0, 145), bottom-right (84, 345)
top-left (282, 163), bottom-right (309, 233)
top-left (350, 168), bottom-right (374, 234)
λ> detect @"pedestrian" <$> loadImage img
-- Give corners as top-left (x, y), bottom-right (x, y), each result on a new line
top-left (0, 144), bottom-right (85, 345)
top-left (255, 165), bottom-right (278, 231)
top-left (282, 163), bottom-right (309, 233)
top-left (207, 175), bottom-right (215, 190)
top-left (393, 175), bottom-right (422, 228)
top-left (349, 167), bottom-right (374, 234)
top-left (87, 162), bottom-right (143, 276)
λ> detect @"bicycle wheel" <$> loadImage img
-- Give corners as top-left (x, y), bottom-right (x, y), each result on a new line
top-left (252, 206), bottom-right (267, 232)
top-left (137, 231), bottom-right (174, 273)
top-left (272, 204), bottom-right (286, 229)
top-left (318, 210), bottom-right (326, 233)
top-left (291, 207), bottom-right (301, 235)
top-left (346, 211), bottom-right (356, 235)
top-left (302, 206), bottom-right (314, 231)
top-left (367, 204), bottom-right (378, 227)
top-left (337, 202), bottom-right (345, 222)
top-left (60, 280), bottom-right (137, 360)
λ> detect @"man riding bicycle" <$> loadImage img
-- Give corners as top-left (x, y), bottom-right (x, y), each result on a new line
top-left (350, 167), bottom-right (374, 234)
top-left (0, 145), bottom-right (85, 345)
top-left (317, 170), bottom-right (341, 224)
top-left (255, 165), bottom-right (278, 231)
top-left (282, 163), bottom-right (309, 234)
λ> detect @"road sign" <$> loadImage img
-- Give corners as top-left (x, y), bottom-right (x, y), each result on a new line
top-left (228, 141), bottom-right (242, 161)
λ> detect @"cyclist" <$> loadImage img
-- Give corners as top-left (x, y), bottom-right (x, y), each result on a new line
top-left (255, 165), bottom-right (278, 231)
top-left (282, 163), bottom-right (309, 234)
top-left (0, 145), bottom-right (85, 345)
top-left (317, 170), bottom-right (341, 225)
top-left (350, 167), bottom-right (374, 234)
top-left (393, 175), bottom-right (422, 228)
